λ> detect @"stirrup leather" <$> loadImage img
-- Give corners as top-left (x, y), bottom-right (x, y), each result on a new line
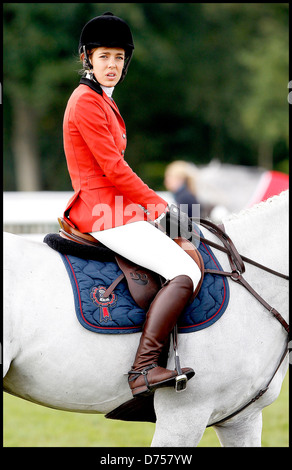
top-left (172, 325), bottom-right (193, 392)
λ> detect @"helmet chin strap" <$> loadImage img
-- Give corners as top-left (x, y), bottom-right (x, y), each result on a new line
top-left (82, 45), bottom-right (93, 70)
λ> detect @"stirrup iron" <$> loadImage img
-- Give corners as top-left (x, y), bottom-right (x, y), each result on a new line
top-left (175, 373), bottom-right (188, 392)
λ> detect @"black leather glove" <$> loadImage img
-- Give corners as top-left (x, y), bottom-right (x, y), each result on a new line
top-left (155, 204), bottom-right (197, 245)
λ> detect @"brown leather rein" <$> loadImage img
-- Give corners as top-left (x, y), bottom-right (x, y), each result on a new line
top-left (192, 217), bottom-right (289, 333)
top-left (190, 218), bottom-right (289, 427)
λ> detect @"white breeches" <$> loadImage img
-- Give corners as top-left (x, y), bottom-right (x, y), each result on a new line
top-left (90, 221), bottom-right (201, 292)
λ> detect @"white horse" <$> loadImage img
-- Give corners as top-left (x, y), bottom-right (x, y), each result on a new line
top-left (3, 191), bottom-right (289, 447)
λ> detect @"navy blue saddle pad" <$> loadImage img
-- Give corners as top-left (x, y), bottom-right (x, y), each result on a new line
top-left (56, 231), bottom-right (229, 335)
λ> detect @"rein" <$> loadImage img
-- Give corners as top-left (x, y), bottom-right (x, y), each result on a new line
top-left (191, 218), bottom-right (289, 334)
top-left (192, 217), bottom-right (289, 281)
top-left (189, 217), bottom-right (289, 426)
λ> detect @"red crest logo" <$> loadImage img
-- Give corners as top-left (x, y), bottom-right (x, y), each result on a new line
top-left (90, 286), bottom-right (117, 323)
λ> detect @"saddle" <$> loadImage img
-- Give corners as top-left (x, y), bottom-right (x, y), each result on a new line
top-left (57, 217), bottom-right (204, 310)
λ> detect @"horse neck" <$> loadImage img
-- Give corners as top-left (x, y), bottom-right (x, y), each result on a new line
top-left (223, 193), bottom-right (288, 276)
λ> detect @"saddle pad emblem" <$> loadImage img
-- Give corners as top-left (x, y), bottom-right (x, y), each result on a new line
top-left (90, 286), bottom-right (117, 323)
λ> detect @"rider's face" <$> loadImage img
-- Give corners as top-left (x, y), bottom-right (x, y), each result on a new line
top-left (90, 47), bottom-right (125, 87)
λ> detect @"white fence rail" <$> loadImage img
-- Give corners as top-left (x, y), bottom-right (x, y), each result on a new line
top-left (4, 192), bottom-right (73, 235)
top-left (3, 191), bottom-right (174, 238)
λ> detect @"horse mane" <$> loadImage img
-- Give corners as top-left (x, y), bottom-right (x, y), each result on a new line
top-left (222, 190), bottom-right (288, 223)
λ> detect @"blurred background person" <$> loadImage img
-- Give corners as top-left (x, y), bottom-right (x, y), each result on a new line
top-left (164, 160), bottom-right (210, 219)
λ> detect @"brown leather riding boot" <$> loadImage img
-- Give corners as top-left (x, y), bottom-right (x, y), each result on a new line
top-left (128, 275), bottom-right (195, 397)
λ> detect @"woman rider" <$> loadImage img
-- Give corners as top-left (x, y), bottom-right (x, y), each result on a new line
top-left (62, 12), bottom-right (203, 397)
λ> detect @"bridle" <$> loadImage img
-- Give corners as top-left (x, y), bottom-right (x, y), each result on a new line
top-left (190, 217), bottom-right (289, 426)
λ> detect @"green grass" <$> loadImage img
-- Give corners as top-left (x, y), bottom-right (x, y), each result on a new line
top-left (3, 373), bottom-right (288, 447)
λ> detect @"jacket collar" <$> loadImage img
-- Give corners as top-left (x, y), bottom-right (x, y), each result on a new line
top-left (80, 77), bottom-right (103, 95)
top-left (79, 77), bottom-right (120, 115)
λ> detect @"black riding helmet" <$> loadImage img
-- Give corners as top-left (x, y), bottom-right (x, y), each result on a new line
top-left (79, 11), bottom-right (134, 83)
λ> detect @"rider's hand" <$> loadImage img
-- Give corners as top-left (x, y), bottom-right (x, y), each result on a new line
top-left (155, 204), bottom-right (195, 242)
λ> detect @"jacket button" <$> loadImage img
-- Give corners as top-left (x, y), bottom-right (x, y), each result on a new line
top-left (122, 133), bottom-right (126, 139)
top-left (121, 149), bottom-right (125, 155)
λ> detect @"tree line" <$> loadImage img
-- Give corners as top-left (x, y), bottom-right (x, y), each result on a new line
top-left (3, 3), bottom-right (289, 191)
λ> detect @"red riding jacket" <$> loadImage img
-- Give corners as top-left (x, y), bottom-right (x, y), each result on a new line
top-left (63, 78), bottom-right (167, 233)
